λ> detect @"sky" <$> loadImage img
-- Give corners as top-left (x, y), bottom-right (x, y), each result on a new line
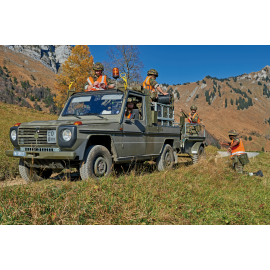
top-left (89, 45), bottom-right (270, 85)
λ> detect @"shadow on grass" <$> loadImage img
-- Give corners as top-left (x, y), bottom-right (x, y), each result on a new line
top-left (47, 157), bottom-right (193, 182)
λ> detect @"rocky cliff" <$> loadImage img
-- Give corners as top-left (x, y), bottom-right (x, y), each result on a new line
top-left (4, 45), bottom-right (72, 73)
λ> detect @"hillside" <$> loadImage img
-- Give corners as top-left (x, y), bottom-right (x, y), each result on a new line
top-left (0, 102), bottom-right (57, 179)
top-left (0, 46), bottom-right (59, 113)
top-left (162, 65), bottom-right (270, 151)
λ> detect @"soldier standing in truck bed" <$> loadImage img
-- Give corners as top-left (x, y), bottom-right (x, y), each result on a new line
top-left (220, 130), bottom-right (263, 177)
top-left (142, 69), bottom-right (168, 101)
top-left (85, 62), bottom-right (114, 91)
top-left (180, 105), bottom-right (201, 135)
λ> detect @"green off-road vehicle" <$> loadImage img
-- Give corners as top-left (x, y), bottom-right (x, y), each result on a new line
top-left (5, 86), bottom-right (206, 181)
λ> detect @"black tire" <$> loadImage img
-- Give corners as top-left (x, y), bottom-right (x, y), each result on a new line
top-left (192, 146), bottom-right (205, 164)
top-left (156, 144), bottom-right (174, 171)
top-left (19, 159), bottom-right (52, 182)
top-left (79, 145), bottom-right (113, 180)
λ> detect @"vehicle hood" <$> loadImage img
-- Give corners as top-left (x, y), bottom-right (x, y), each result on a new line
top-left (20, 119), bottom-right (119, 127)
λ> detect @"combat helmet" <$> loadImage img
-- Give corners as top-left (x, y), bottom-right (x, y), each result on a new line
top-left (190, 105), bottom-right (197, 111)
top-left (228, 129), bottom-right (238, 136)
top-left (127, 97), bottom-right (138, 104)
top-left (93, 62), bottom-right (104, 71)
top-left (147, 69), bottom-right (158, 77)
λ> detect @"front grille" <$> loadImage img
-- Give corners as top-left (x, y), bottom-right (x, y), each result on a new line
top-left (18, 127), bottom-right (56, 145)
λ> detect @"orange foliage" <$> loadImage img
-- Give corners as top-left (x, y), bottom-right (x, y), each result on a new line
top-left (54, 45), bottom-right (94, 108)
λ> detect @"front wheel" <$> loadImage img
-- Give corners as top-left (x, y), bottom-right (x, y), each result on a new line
top-left (156, 144), bottom-right (174, 171)
top-left (19, 159), bottom-right (53, 182)
top-left (79, 145), bottom-right (113, 180)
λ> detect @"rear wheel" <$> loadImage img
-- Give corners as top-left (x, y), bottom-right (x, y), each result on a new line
top-left (192, 146), bottom-right (205, 164)
top-left (156, 144), bottom-right (174, 171)
top-left (79, 145), bottom-right (113, 180)
top-left (19, 159), bottom-right (52, 182)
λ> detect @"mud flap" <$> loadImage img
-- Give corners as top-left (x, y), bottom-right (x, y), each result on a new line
top-left (191, 142), bottom-right (204, 154)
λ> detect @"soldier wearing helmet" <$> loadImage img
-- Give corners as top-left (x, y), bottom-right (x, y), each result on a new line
top-left (220, 130), bottom-right (263, 176)
top-left (180, 105), bottom-right (200, 124)
top-left (142, 69), bottom-right (168, 101)
top-left (85, 62), bottom-right (114, 91)
top-left (125, 97), bottom-right (138, 119)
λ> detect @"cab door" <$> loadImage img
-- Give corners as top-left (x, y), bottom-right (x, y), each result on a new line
top-left (121, 95), bottom-right (146, 158)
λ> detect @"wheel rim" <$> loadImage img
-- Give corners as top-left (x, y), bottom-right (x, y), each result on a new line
top-left (164, 151), bottom-right (173, 167)
top-left (94, 156), bottom-right (107, 177)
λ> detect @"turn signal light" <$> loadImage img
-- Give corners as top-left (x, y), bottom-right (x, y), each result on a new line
top-left (14, 123), bottom-right (21, 127)
top-left (74, 121), bottom-right (82, 125)
top-left (113, 67), bottom-right (119, 79)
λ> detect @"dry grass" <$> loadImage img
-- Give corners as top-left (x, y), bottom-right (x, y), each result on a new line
top-left (1, 102), bottom-right (269, 225)
top-left (0, 102), bottom-right (57, 179)
top-left (0, 146), bottom-right (269, 225)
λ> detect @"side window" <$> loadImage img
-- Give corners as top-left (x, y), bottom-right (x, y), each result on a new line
top-left (126, 95), bottom-right (144, 120)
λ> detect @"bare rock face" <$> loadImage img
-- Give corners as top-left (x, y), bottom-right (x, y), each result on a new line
top-left (4, 45), bottom-right (72, 73)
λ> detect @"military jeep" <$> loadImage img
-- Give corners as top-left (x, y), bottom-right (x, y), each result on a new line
top-left (5, 87), bottom-right (206, 181)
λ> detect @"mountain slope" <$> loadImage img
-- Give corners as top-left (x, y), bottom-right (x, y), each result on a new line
top-left (162, 66), bottom-right (270, 151)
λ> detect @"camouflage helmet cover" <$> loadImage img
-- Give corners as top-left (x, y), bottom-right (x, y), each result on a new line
top-left (93, 62), bottom-right (104, 71)
top-left (228, 129), bottom-right (238, 136)
top-left (147, 69), bottom-right (158, 77)
top-left (190, 105), bottom-right (197, 111)
top-left (127, 97), bottom-right (138, 104)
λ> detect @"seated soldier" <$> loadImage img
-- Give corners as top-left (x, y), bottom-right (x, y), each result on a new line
top-left (125, 97), bottom-right (138, 119)
top-left (180, 105), bottom-right (201, 135)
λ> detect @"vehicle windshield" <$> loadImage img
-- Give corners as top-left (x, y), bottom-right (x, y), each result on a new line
top-left (62, 93), bottom-right (124, 117)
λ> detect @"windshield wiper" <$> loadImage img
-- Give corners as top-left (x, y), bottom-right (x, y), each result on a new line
top-left (83, 113), bottom-right (106, 119)
top-left (62, 114), bottom-right (81, 119)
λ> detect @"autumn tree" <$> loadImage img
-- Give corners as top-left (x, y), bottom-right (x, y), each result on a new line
top-left (54, 45), bottom-right (94, 108)
top-left (103, 45), bottom-right (144, 84)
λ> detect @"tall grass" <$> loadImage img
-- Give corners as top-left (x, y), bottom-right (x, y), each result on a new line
top-left (0, 146), bottom-right (269, 225)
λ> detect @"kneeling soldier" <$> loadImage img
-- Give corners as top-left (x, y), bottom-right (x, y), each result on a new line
top-left (220, 130), bottom-right (263, 177)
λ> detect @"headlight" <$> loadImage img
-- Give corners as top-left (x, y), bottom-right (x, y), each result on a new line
top-left (62, 129), bottom-right (72, 142)
top-left (11, 130), bottom-right (17, 141)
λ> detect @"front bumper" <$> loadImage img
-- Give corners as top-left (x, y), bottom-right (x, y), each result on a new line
top-left (5, 150), bottom-right (76, 160)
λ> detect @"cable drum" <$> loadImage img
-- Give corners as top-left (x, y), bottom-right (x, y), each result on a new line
top-left (157, 94), bottom-right (172, 104)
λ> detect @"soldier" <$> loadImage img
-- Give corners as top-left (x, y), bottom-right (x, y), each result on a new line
top-left (180, 105), bottom-right (200, 124)
top-left (180, 105), bottom-right (201, 135)
top-left (125, 97), bottom-right (138, 119)
top-left (220, 130), bottom-right (263, 177)
top-left (85, 62), bottom-right (114, 91)
top-left (142, 69), bottom-right (169, 101)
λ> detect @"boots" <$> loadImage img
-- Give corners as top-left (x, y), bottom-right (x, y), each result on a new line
top-left (254, 170), bottom-right (264, 177)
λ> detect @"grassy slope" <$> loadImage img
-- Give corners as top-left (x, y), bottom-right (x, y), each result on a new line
top-left (0, 146), bottom-right (269, 225)
top-left (0, 102), bottom-right (57, 178)
top-left (0, 102), bottom-right (269, 225)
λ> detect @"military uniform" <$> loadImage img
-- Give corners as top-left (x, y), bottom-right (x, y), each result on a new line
top-left (230, 137), bottom-right (243, 173)
top-left (85, 74), bottom-right (114, 90)
top-left (143, 69), bottom-right (161, 101)
top-left (220, 130), bottom-right (263, 177)
top-left (182, 105), bottom-right (200, 135)
top-left (85, 62), bottom-right (114, 90)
